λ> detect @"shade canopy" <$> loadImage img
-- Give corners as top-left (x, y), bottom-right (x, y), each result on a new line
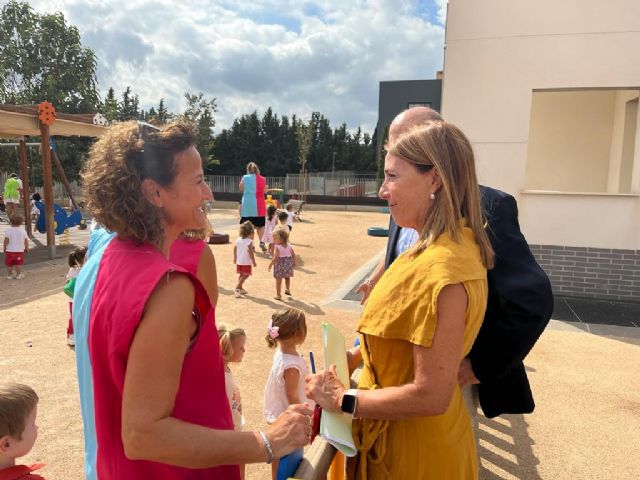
top-left (0, 104), bottom-right (106, 139)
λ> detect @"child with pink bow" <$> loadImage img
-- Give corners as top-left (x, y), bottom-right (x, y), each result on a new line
top-left (263, 308), bottom-right (315, 479)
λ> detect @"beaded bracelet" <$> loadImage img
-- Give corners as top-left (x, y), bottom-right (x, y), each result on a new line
top-left (258, 431), bottom-right (274, 464)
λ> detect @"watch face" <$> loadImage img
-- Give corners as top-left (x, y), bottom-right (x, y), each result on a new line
top-left (341, 393), bottom-right (356, 414)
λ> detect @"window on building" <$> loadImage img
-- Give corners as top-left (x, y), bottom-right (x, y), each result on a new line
top-left (525, 88), bottom-right (640, 193)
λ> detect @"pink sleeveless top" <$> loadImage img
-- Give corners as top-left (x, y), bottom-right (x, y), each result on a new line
top-left (89, 238), bottom-right (239, 480)
top-left (170, 236), bottom-right (206, 275)
top-left (275, 244), bottom-right (292, 257)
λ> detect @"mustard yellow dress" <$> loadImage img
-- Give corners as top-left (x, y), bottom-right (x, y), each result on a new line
top-left (350, 224), bottom-right (488, 480)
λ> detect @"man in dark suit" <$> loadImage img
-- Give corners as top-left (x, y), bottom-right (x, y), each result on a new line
top-left (358, 107), bottom-right (553, 418)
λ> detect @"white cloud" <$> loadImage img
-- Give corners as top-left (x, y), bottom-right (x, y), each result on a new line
top-left (433, 0), bottom-right (448, 25)
top-left (26, 0), bottom-right (444, 132)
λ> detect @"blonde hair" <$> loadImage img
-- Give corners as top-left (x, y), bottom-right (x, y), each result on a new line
top-left (217, 324), bottom-right (246, 361)
top-left (388, 121), bottom-right (494, 269)
top-left (239, 220), bottom-right (254, 238)
top-left (246, 162), bottom-right (260, 174)
top-left (265, 308), bottom-right (306, 348)
top-left (272, 226), bottom-right (289, 245)
top-left (0, 383), bottom-right (38, 440)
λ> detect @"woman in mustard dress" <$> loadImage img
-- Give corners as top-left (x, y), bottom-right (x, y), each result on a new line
top-left (306, 120), bottom-right (494, 479)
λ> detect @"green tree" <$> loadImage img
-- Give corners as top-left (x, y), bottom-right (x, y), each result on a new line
top-left (118, 86), bottom-right (139, 121)
top-left (295, 118), bottom-right (312, 201)
top-left (102, 87), bottom-right (118, 122)
top-left (157, 98), bottom-right (169, 123)
top-left (183, 92), bottom-right (217, 165)
top-left (0, 0), bottom-right (99, 112)
top-left (377, 124), bottom-right (389, 180)
top-left (0, 0), bottom-right (100, 178)
top-left (260, 107), bottom-right (284, 175)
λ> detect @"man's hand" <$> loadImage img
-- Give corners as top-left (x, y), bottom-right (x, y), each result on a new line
top-left (457, 357), bottom-right (480, 387)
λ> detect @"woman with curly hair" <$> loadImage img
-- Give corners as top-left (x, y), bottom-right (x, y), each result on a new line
top-left (79, 120), bottom-right (312, 480)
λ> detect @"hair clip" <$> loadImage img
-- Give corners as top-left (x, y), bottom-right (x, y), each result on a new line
top-left (267, 320), bottom-right (280, 339)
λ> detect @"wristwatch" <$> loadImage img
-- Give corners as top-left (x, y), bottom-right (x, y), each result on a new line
top-left (340, 389), bottom-right (359, 418)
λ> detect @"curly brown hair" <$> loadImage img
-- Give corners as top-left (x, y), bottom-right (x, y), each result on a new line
top-left (239, 220), bottom-right (254, 239)
top-left (82, 119), bottom-right (197, 246)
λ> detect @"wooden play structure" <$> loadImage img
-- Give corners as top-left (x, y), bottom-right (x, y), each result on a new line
top-left (0, 103), bottom-right (107, 258)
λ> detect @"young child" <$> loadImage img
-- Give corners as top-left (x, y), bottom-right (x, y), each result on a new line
top-left (233, 221), bottom-right (257, 298)
top-left (3, 214), bottom-right (29, 280)
top-left (63, 247), bottom-right (87, 347)
top-left (217, 324), bottom-right (247, 479)
top-left (30, 193), bottom-right (41, 224)
top-left (285, 203), bottom-right (295, 231)
top-left (0, 383), bottom-right (45, 479)
top-left (268, 227), bottom-right (296, 301)
top-left (277, 210), bottom-right (288, 229)
top-left (262, 205), bottom-right (278, 257)
top-left (263, 308), bottom-right (314, 479)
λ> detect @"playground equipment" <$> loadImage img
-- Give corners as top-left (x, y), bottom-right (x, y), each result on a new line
top-left (265, 188), bottom-right (285, 209)
top-left (0, 102), bottom-right (106, 257)
top-left (367, 226), bottom-right (389, 237)
top-left (34, 201), bottom-right (82, 235)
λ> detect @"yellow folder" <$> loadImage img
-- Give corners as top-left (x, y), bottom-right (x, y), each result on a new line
top-left (319, 322), bottom-right (357, 457)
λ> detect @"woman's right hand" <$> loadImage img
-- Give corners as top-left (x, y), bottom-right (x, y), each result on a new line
top-left (265, 403), bottom-right (314, 459)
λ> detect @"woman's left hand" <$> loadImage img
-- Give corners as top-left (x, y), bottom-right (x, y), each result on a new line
top-left (305, 365), bottom-right (345, 413)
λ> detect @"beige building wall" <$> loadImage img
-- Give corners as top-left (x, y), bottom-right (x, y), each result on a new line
top-left (525, 90), bottom-right (615, 192)
top-left (442, 0), bottom-right (640, 249)
top-left (607, 90), bottom-right (640, 192)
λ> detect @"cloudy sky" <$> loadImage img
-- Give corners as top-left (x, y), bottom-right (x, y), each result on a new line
top-left (27, 0), bottom-right (446, 133)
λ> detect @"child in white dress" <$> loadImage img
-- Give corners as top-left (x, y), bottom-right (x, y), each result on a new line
top-left (262, 205), bottom-right (278, 257)
top-left (218, 324), bottom-right (247, 479)
top-left (233, 221), bottom-right (257, 298)
top-left (264, 308), bottom-right (314, 479)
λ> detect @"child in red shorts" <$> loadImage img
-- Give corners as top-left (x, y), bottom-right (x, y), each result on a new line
top-left (233, 221), bottom-right (257, 298)
top-left (3, 214), bottom-right (28, 280)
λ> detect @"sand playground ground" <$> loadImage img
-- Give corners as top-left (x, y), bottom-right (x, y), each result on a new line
top-left (1, 206), bottom-right (639, 479)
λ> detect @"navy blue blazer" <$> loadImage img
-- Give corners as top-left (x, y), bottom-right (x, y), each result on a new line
top-left (384, 186), bottom-right (553, 417)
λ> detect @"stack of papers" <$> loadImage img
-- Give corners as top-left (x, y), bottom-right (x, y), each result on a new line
top-left (319, 322), bottom-right (357, 457)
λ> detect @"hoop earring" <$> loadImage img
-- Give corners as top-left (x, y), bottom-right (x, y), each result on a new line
top-left (429, 193), bottom-right (435, 200)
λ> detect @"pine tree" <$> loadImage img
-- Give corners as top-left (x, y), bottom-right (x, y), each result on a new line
top-left (103, 87), bottom-right (118, 122)
top-left (158, 98), bottom-right (170, 123)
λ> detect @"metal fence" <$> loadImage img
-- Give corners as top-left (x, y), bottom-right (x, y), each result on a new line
top-left (206, 174), bottom-right (381, 198)
top-left (2, 171), bottom-right (379, 203)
